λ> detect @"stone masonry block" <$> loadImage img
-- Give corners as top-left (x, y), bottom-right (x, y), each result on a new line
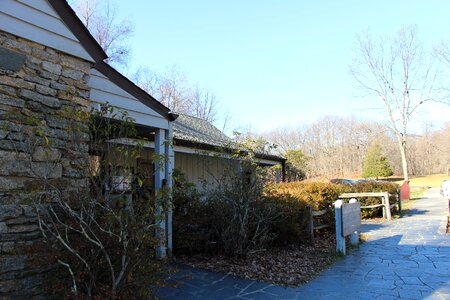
top-left (23, 73), bottom-right (51, 87)
top-left (35, 84), bottom-right (57, 97)
top-left (32, 147), bottom-right (61, 162)
top-left (0, 160), bottom-right (62, 179)
top-left (37, 69), bottom-right (59, 81)
top-left (21, 205), bottom-right (37, 218)
top-left (61, 68), bottom-right (84, 80)
top-left (0, 205), bottom-right (22, 222)
top-left (31, 47), bottom-right (59, 64)
top-left (59, 76), bottom-right (89, 90)
top-left (41, 61), bottom-right (62, 75)
top-left (0, 93), bottom-right (25, 108)
top-left (0, 84), bottom-right (17, 97)
top-left (6, 224), bottom-right (39, 234)
top-left (0, 222), bottom-right (8, 233)
top-left (0, 255), bottom-right (27, 274)
top-left (0, 177), bottom-right (26, 191)
top-left (20, 89), bottom-right (61, 108)
top-left (0, 160), bottom-right (34, 177)
top-left (2, 38), bottom-right (31, 55)
top-left (60, 55), bottom-right (91, 73)
top-left (0, 140), bottom-right (29, 153)
top-left (5, 216), bottom-right (38, 225)
top-left (0, 120), bottom-right (23, 133)
top-left (0, 75), bottom-right (35, 90)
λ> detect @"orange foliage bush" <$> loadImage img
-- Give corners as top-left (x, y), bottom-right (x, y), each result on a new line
top-left (267, 180), bottom-right (399, 218)
top-left (267, 181), bottom-right (344, 210)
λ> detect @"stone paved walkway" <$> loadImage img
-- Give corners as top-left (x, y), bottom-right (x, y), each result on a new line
top-left (155, 188), bottom-right (449, 299)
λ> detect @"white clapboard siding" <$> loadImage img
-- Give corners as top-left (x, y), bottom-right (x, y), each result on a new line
top-left (18, 0), bottom-right (58, 17)
top-left (174, 152), bottom-right (234, 187)
top-left (89, 69), bottom-right (169, 129)
top-left (0, 0), bottom-right (94, 61)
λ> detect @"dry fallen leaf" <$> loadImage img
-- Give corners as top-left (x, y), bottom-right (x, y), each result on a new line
top-left (177, 232), bottom-right (338, 287)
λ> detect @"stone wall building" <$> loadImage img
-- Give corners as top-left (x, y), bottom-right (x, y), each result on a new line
top-left (0, 1), bottom-right (175, 297)
top-left (0, 29), bottom-right (93, 298)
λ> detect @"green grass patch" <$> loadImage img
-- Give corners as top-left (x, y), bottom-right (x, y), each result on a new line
top-left (394, 174), bottom-right (450, 188)
top-left (399, 188), bottom-right (427, 215)
top-left (410, 187), bottom-right (428, 200)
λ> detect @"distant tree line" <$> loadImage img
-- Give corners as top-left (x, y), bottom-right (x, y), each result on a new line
top-left (261, 116), bottom-right (450, 180)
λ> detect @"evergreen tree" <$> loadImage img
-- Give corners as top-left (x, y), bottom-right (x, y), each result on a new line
top-left (284, 149), bottom-right (309, 181)
top-left (362, 143), bottom-right (393, 179)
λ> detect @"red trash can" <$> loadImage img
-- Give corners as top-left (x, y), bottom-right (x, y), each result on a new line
top-left (400, 180), bottom-right (410, 201)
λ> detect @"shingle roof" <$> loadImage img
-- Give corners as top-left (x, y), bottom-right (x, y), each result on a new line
top-left (172, 114), bottom-right (285, 163)
top-left (172, 114), bottom-right (232, 148)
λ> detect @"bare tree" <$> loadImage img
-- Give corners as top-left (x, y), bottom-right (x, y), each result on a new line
top-left (72, 0), bottom-right (133, 66)
top-left (407, 122), bottom-right (450, 175)
top-left (262, 116), bottom-right (396, 179)
top-left (133, 66), bottom-right (190, 113)
top-left (435, 38), bottom-right (450, 68)
top-left (350, 26), bottom-right (440, 181)
top-left (189, 85), bottom-right (219, 123)
top-left (133, 66), bottom-right (221, 123)
top-left (263, 125), bottom-right (306, 154)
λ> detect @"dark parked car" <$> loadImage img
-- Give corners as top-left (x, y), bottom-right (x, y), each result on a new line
top-left (330, 178), bottom-right (358, 185)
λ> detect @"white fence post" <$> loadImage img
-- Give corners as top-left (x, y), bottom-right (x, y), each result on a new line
top-left (384, 192), bottom-right (392, 221)
top-left (349, 198), bottom-right (359, 245)
top-left (335, 200), bottom-right (346, 255)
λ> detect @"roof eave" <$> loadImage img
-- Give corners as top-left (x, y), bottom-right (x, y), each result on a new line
top-left (94, 62), bottom-right (173, 121)
top-left (47, 0), bottom-right (107, 62)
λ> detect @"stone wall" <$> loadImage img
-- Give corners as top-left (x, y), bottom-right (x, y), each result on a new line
top-left (0, 30), bottom-right (93, 298)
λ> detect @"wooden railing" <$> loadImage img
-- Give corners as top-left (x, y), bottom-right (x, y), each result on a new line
top-left (308, 190), bottom-right (401, 241)
top-left (339, 191), bottom-right (402, 220)
top-left (307, 206), bottom-right (333, 241)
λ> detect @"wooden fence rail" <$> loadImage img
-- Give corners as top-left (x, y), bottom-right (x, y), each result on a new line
top-left (339, 192), bottom-right (391, 220)
top-left (308, 206), bottom-right (333, 241)
top-left (339, 191), bottom-right (402, 220)
top-left (308, 190), bottom-right (401, 241)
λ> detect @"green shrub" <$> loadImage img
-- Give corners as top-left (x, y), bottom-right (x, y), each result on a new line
top-left (172, 169), bottom-right (216, 255)
top-left (266, 181), bottom-right (343, 242)
top-left (202, 164), bottom-right (279, 258)
top-left (264, 191), bottom-right (310, 245)
top-left (173, 171), bottom-right (400, 257)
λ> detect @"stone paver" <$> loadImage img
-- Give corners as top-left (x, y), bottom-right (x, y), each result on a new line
top-left (155, 188), bottom-right (449, 299)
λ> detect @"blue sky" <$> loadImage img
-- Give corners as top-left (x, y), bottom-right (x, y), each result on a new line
top-left (114, 0), bottom-right (450, 133)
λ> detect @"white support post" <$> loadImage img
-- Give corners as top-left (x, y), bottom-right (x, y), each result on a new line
top-left (384, 192), bottom-right (392, 221)
top-left (154, 128), bottom-right (166, 259)
top-left (275, 168), bottom-right (281, 183)
top-left (335, 199), bottom-right (346, 255)
top-left (349, 198), bottom-right (359, 245)
top-left (165, 126), bottom-right (174, 257)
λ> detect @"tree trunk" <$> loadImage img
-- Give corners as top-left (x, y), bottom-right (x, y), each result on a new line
top-left (397, 134), bottom-right (409, 181)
